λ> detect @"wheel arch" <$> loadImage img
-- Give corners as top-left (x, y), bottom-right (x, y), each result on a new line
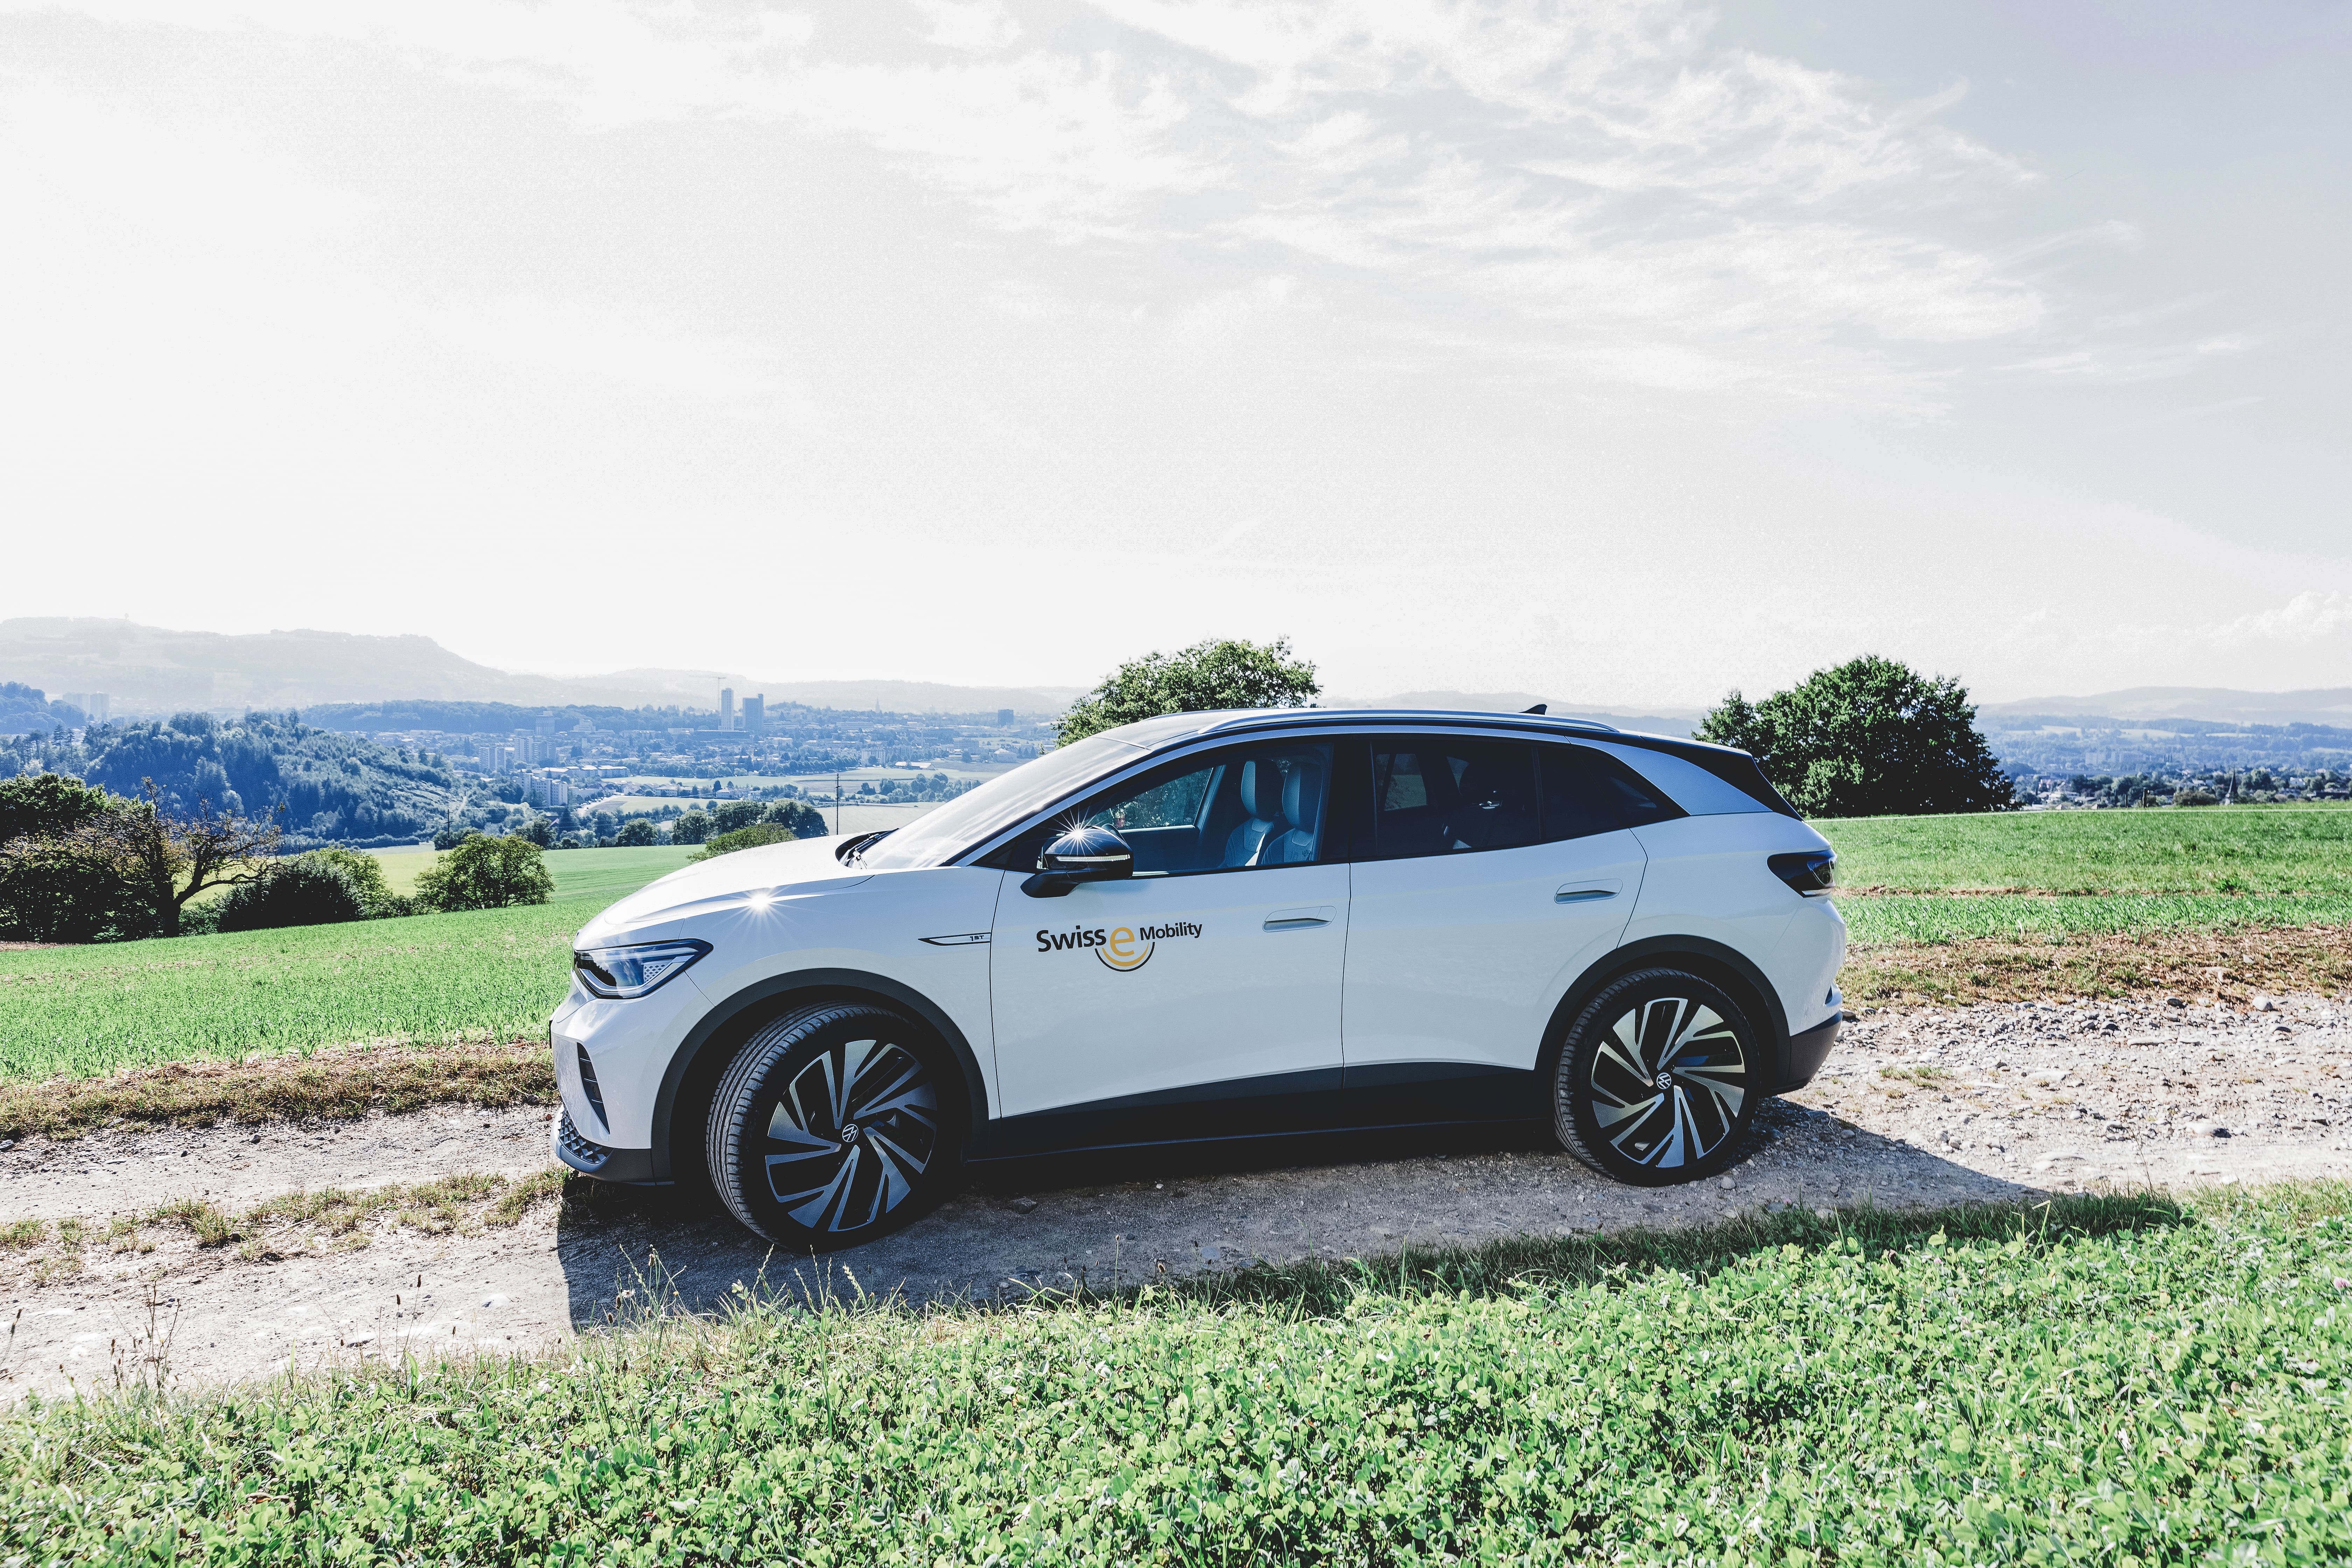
top-left (649, 968), bottom-right (990, 1185)
top-left (1536, 934), bottom-right (1793, 1091)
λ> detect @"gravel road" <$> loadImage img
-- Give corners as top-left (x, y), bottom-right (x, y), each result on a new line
top-left (6, 992), bottom-right (2347, 1399)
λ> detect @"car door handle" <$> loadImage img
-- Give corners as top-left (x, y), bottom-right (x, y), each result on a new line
top-left (1264, 905), bottom-right (1336, 931)
top-left (1556, 882), bottom-right (1620, 904)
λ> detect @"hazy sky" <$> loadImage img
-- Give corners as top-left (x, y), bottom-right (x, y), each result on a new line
top-left (4, 1), bottom-right (2346, 705)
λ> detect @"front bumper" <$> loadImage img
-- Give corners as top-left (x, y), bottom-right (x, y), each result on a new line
top-left (1773, 1013), bottom-right (1842, 1093)
top-left (552, 1108), bottom-right (657, 1184)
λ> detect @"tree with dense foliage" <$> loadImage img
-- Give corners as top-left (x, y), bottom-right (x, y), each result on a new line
top-left (0, 779), bottom-right (147, 941)
top-left (1057, 638), bottom-right (1319, 745)
top-left (414, 835), bottom-right (554, 912)
top-left (671, 810), bottom-right (711, 845)
top-left (709, 800), bottom-right (768, 834)
top-left (764, 799), bottom-right (828, 839)
top-left (216, 857), bottom-right (367, 932)
top-left (6, 781), bottom-right (283, 938)
top-left (0, 772), bottom-right (114, 848)
top-left (433, 819), bottom-right (473, 850)
top-left (613, 817), bottom-right (659, 847)
top-left (694, 824), bottom-right (796, 860)
top-left (1696, 655), bottom-right (2013, 819)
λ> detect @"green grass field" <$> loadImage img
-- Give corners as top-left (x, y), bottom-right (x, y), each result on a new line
top-left (1820, 807), bottom-right (2352, 950)
top-left (1818, 805), bottom-right (2352, 894)
top-left (9, 1189), bottom-right (2347, 1565)
top-left (0, 847), bottom-right (692, 1085)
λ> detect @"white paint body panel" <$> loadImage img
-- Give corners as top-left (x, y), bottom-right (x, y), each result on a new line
top-left (557, 836), bottom-right (1002, 1148)
top-left (989, 862), bottom-right (1350, 1116)
top-left (1342, 830), bottom-right (1646, 1074)
top-left (1625, 813), bottom-right (1844, 1034)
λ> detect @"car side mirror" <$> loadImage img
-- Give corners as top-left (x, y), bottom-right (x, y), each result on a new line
top-left (1021, 824), bottom-right (1134, 898)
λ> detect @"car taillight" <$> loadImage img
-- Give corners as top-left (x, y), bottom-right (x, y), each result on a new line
top-left (1769, 850), bottom-right (1835, 895)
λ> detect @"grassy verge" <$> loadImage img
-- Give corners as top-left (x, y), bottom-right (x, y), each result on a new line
top-left (0, 1039), bottom-right (551, 1141)
top-left (4, 1167), bottom-right (568, 1281)
top-left (1816, 805), bottom-right (2352, 894)
top-left (1839, 891), bottom-right (2352, 944)
top-left (8, 1188), bottom-right (2349, 1564)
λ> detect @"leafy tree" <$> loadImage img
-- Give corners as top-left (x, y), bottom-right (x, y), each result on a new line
top-left (0, 773), bottom-right (114, 848)
top-left (216, 858), bottom-right (366, 932)
top-left (5, 781), bottom-right (282, 938)
top-left (432, 820), bottom-right (474, 851)
top-left (710, 800), bottom-right (768, 834)
top-left (693, 824), bottom-right (797, 860)
top-left (671, 810), bottom-right (711, 845)
top-left (764, 799), bottom-right (828, 839)
top-left (0, 821), bottom-right (142, 942)
top-left (1697, 655), bottom-right (2012, 819)
top-left (414, 835), bottom-right (554, 912)
top-left (514, 812), bottom-right (556, 848)
top-left (613, 818), bottom-right (658, 847)
top-left (1058, 637), bottom-right (1320, 745)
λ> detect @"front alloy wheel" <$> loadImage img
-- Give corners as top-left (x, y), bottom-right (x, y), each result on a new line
top-left (706, 1003), bottom-right (958, 1247)
top-left (1554, 968), bottom-right (1759, 1185)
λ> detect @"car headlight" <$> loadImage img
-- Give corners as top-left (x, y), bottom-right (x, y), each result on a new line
top-left (573, 939), bottom-right (711, 999)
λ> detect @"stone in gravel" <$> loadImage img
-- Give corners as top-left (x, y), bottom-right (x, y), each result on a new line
top-left (1010, 1197), bottom-right (1038, 1214)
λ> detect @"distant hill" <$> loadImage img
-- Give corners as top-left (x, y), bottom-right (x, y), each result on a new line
top-left (0, 619), bottom-right (1079, 718)
top-left (1981, 686), bottom-right (2352, 728)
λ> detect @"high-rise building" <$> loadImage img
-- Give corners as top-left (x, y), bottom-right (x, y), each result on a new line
top-left (720, 687), bottom-right (736, 729)
top-left (996, 708), bottom-right (1015, 728)
top-left (742, 694), bottom-right (765, 732)
top-left (63, 692), bottom-right (110, 720)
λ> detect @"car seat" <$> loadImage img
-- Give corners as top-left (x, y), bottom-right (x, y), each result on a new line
top-left (1264, 758), bottom-right (1324, 864)
top-left (1220, 759), bottom-right (1282, 867)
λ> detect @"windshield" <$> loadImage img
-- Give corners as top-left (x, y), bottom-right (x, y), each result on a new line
top-left (856, 730), bottom-right (1150, 869)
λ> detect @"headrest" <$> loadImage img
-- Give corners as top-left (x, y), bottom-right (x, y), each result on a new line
top-left (1282, 760), bottom-right (1323, 833)
top-left (1238, 758), bottom-right (1275, 820)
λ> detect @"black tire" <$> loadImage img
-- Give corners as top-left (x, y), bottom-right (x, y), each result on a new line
top-left (705, 1003), bottom-right (961, 1248)
top-left (1553, 967), bottom-right (1761, 1186)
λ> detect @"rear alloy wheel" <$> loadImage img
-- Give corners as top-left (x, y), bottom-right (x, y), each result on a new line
top-left (706, 1003), bottom-right (959, 1248)
top-left (1553, 968), bottom-right (1759, 1186)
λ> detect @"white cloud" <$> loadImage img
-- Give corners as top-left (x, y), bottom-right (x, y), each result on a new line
top-left (22, 0), bottom-right (2078, 403)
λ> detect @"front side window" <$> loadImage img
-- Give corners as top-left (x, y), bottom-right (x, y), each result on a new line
top-left (993, 741), bottom-right (1337, 874)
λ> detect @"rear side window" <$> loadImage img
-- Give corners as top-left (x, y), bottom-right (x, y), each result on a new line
top-left (1583, 749), bottom-right (1685, 828)
top-left (1368, 740), bottom-right (1539, 858)
top-left (1535, 745), bottom-right (1620, 842)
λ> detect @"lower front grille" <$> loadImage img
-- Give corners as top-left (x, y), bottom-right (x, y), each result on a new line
top-left (555, 1109), bottom-right (609, 1171)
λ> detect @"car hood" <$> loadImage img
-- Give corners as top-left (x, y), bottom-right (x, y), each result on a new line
top-left (583, 836), bottom-right (872, 940)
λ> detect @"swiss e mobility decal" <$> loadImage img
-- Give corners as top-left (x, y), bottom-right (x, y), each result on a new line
top-left (1036, 920), bottom-right (1203, 972)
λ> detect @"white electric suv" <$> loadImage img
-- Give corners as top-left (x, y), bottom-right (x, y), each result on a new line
top-left (552, 708), bottom-right (1845, 1248)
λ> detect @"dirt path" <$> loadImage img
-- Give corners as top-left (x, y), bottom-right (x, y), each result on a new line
top-left (6, 994), bottom-right (2347, 1401)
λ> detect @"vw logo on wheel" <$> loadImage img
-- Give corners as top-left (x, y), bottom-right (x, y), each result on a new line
top-left (839, 1122), bottom-right (861, 1144)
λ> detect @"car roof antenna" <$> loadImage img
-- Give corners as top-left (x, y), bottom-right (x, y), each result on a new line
top-left (1523, 704), bottom-right (1547, 714)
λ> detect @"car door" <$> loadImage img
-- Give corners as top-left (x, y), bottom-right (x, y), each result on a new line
top-left (988, 738), bottom-right (1349, 1152)
top-left (1341, 735), bottom-right (1648, 1122)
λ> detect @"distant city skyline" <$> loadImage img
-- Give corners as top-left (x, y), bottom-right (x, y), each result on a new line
top-left (3, 2), bottom-right (2345, 704)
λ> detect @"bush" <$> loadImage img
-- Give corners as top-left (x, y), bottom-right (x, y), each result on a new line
top-left (216, 859), bottom-right (366, 933)
top-left (292, 846), bottom-right (396, 915)
top-left (613, 818), bottom-right (658, 847)
top-left (693, 824), bottom-right (796, 860)
top-left (414, 835), bottom-right (554, 911)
